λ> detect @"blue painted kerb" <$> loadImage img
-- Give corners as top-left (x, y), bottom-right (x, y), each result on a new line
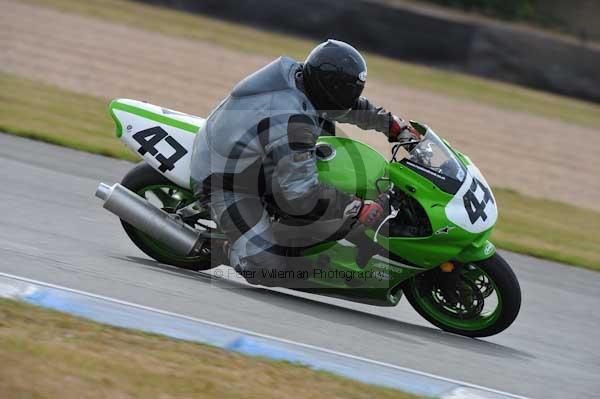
top-left (0, 274), bottom-right (522, 399)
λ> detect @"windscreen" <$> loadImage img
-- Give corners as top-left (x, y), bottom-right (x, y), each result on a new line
top-left (400, 129), bottom-right (466, 194)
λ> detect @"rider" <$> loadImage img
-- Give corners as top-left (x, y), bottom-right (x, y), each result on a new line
top-left (191, 39), bottom-right (419, 284)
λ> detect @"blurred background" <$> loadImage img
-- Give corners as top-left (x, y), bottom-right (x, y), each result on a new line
top-left (142, 0), bottom-right (600, 102)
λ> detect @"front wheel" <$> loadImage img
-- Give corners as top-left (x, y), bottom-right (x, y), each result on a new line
top-left (403, 253), bottom-right (521, 337)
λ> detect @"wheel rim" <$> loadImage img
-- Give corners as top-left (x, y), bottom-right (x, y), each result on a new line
top-left (410, 264), bottom-right (503, 331)
top-left (132, 184), bottom-right (211, 262)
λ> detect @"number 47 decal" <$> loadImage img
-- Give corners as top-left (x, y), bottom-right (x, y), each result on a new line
top-left (462, 177), bottom-right (494, 224)
top-left (133, 127), bottom-right (188, 173)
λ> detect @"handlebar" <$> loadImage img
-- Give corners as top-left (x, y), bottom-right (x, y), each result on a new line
top-left (391, 140), bottom-right (420, 162)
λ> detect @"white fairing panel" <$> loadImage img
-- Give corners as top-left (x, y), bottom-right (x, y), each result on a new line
top-left (112, 99), bottom-right (204, 189)
top-left (445, 164), bottom-right (497, 234)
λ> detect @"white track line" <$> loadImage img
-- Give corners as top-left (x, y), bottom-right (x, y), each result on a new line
top-left (0, 271), bottom-right (528, 399)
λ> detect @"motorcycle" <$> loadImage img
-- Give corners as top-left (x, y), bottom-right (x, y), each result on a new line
top-left (96, 98), bottom-right (521, 337)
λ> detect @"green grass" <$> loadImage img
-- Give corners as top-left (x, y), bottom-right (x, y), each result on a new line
top-left (1, 72), bottom-right (598, 270)
top-left (0, 298), bottom-right (422, 399)
top-left (21, 0), bottom-right (600, 129)
top-left (492, 189), bottom-right (600, 270)
top-left (0, 72), bottom-right (137, 161)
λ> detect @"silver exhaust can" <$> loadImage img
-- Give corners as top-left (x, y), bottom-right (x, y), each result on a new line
top-left (95, 183), bottom-right (201, 256)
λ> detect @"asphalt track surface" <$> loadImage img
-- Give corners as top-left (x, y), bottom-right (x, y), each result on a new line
top-left (0, 133), bottom-right (598, 398)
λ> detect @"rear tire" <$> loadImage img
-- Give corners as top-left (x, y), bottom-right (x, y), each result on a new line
top-left (120, 162), bottom-right (221, 271)
top-left (404, 253), bottom-right (521, 337)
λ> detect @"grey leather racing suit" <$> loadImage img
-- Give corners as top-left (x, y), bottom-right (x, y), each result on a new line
top-left (190, 56), bottom-right (394, 280)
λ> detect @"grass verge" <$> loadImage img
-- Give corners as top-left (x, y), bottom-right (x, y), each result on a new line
top-left (19, 0), bottom-right (600, 130)
top-left (0, 298), bottom-right (422, 399)
top-left (0, 72), bottom-right (137, 162)
top-left (1, 72), bottom-right (598, 271)
top-left (493, 189), bottom-right (600, 270)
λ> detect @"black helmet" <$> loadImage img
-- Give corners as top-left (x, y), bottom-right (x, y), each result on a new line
top-left (302, 39), bottom-right (367, 114)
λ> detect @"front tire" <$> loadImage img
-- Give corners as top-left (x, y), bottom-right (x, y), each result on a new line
top-left (404, 253), bottom-right (521, 337)
top-left (120, 163), bottom-right (222, 270)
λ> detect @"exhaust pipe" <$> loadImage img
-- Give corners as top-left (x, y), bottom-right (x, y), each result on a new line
top-left (95, 183), bottom-right (201, 256)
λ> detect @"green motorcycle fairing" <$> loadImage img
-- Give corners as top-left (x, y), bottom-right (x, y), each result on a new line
top-left (302, 127), bottom-right (498, 305)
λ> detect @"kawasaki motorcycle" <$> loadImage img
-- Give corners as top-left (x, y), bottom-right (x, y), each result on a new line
top-left (96, 99), bottom-right (521, 338)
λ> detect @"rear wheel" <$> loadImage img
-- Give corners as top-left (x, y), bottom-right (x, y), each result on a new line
top-left (403, 253), bottom-right (521, 337)
top-left (120, 163), bottom-right (225, 270)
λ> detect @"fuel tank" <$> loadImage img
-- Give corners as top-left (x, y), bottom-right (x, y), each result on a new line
top-left (315, 136), bottom-right (388, 200)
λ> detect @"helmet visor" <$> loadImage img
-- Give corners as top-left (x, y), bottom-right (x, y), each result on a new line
top-left (318, 70), bottom-right (365, 111)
